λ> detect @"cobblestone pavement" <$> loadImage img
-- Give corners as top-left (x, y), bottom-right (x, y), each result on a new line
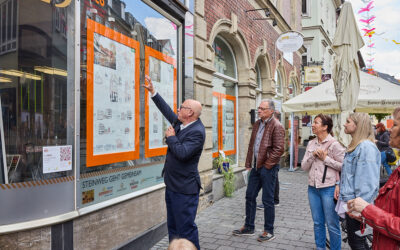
top-left (151, 169), bottom-right (351, 250)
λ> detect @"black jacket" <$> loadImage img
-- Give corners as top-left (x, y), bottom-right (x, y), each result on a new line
top-left (152, 93), bottom-right (205, 194)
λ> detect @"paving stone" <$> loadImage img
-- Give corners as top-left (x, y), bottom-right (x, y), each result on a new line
top-left (216, 246), bottom-right (235, 250)
top-left (151, 169), bottom-right (352, 250)
top-left (201, 242), bottom-right (220, 249)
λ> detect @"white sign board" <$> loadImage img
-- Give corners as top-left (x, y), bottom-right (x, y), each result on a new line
top-left (43, 145), bottom-right (72, 174)
top-left (93, 33), bottom-right (136, 155)
top-left (276, 31), bottom-right (304, 53)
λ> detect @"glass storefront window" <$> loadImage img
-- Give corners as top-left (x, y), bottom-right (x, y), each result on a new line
top-left (79, 0), bottom-right (180, 207)
top-left (0, 0), bottom-right (75, 224)
top-left (212, 37), bottom-right (237, 165)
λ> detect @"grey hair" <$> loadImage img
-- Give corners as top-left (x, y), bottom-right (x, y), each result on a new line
top-left (260, 99), bottom-right (275, 110)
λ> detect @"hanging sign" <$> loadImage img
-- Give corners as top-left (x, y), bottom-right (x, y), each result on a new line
top-left (276, 31), bottom-right (304, 53)
top-left (304, 66), bottom-right (322, 83)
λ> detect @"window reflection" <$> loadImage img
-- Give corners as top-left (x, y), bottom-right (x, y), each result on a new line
top-left (0, 0), bottom-right (75, 184)
top-left (213, 37), bottom-right (236, 78)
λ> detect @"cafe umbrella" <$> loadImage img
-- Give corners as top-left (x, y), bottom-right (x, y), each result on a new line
top-left (332, 2), bottom-right (365, 146)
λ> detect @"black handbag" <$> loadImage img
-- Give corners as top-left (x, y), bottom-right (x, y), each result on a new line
top-left (385, 148), bottom-right (397, 163)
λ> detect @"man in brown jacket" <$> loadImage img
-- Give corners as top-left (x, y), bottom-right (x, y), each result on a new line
top-left (232, 99), bottom-right (285, 242)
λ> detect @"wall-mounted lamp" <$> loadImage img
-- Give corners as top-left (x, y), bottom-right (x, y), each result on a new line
top-left (265, 8), bottom-right (270, 17)
top-left (250, 109), bottom-right (256, 124)
top-left (245, 7), bottom-right (276, 24)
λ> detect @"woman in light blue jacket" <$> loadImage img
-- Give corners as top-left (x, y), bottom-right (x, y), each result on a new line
top-left (338, 113), bottom-right (380, 250)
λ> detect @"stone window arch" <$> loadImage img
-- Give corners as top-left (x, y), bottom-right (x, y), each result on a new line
top-left (211, 36), bottom-right (238, 165)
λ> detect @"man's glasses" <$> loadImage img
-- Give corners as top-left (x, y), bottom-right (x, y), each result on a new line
top-left (257, 106), bottom-right (272, 111)
top-left (179, 105), bottom-right (191, 110)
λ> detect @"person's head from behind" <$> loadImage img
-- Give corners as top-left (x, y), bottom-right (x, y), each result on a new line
top-left (312, 114), bottom-right (333, 136)
top-left (177, 99), bottom-right (202, 124)
top-left (168, 238), bottom-right (197, 250)
top-left (375, 122), bottom-right (386, 133)
top-left (389, 107), bottom-right (400, 149)
top-left (345, 113), bottom-right (375, 152)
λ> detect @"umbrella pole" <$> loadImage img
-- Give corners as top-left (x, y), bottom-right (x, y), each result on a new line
top-left (289, 113), bottom-right (295, 172)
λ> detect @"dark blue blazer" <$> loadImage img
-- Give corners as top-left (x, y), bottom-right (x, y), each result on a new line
top-left (152, 93), bottom-right (205, 194)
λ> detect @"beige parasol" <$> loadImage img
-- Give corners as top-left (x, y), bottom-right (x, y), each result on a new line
top-left (332, 2), bottom-right (365, 147)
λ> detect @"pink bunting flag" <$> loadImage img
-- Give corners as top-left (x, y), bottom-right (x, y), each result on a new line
top-left (358, 1), bottom-right (374, 14)
top-left (359, 16), bottom-right (375, 24)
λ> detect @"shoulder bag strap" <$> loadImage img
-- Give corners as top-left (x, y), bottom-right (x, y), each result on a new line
top-left (322, 140), bottom-right (336, 183)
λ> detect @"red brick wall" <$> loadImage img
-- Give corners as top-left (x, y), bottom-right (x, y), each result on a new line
top-left (204, 0), bottom-right (302, 84)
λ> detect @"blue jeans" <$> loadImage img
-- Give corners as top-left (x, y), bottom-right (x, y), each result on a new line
top-left (245, 166), bottom-right (278, 234)
top-left (308, 185), bottom-right (341, 250)
top-left (381, 151), bottom-right (392, 176)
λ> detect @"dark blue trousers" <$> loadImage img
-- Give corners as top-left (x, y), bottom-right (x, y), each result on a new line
top-left (165, 188), bottom-right (200, 249)
top-left (245, 165), bottom-right (278, 234)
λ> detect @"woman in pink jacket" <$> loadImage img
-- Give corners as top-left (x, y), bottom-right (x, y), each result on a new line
top-left (302, 114), bottom-right (346, 250)
top-left (347, 106), bottom-right (400, 250)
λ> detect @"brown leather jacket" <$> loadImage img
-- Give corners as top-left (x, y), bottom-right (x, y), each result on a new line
top-left (245, 118), bottom-right (285, 169)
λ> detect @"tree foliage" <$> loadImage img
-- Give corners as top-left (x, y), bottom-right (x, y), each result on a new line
top-left (370, 113), bottom-right (390, 123)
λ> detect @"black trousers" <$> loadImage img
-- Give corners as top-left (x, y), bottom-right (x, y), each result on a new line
top-left (345, 214), bottom-right (369, 250)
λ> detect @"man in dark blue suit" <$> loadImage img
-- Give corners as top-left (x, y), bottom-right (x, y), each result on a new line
top-left (144, 76), bottom-right (205, 249)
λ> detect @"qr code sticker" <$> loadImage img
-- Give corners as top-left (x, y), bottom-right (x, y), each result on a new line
top-left (60, 146), bottom-right (72, 161)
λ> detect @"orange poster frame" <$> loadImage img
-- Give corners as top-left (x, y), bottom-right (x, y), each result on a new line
top-left (212, 92), bottom-right (237, 158)
top-left (86, 19), bottom-right (140, 167)
top-left (144, 46), bottom-right (177, 158)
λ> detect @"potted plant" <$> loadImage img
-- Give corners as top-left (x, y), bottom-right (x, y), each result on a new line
top-left (212, 152), bottom-right (235, 197)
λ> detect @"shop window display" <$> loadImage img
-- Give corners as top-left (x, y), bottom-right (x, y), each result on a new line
top-left (0, 0), bottom-right (74, 184)
top-left (0, 0), bottom-right (76, 225)
top-left (80, 0), bottom-right (179, 207)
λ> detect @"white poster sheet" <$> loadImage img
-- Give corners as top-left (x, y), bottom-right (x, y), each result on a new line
top-left (92, 33), bottom-right (136, 155)
top-left (223, 99), bottom-right (235, 151)
top-left (148, 56), bottom-right (175, 149)
top-left (43, 145), bottom-right (72, 174)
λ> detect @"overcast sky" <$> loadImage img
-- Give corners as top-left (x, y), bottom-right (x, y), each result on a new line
top-left (347, 0), bottom-right (400, 79)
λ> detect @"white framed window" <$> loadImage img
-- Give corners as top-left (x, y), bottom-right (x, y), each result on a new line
top-left (302, 0), bottom-right (311, 17)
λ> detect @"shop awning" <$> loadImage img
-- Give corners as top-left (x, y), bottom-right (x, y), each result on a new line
top-left (283, 71), bottom-right (400, 114)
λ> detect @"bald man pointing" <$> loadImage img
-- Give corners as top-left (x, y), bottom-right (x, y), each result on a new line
top-left (144, 76), bottom-right (205, 249)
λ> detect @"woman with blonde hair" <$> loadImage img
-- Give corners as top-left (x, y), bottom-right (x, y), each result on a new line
top-left (347, 107), bottom-right (400, 250)
top-left (338, 113), bottom-right (380, 249)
